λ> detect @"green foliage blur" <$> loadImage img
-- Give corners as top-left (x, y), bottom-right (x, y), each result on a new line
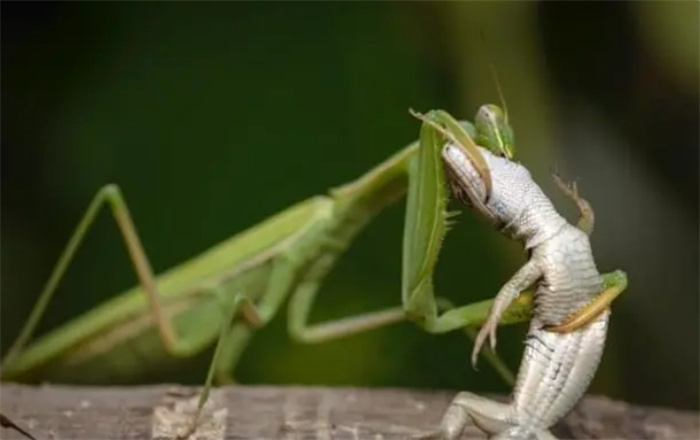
top-left (2, 2), bottom-right (697, 410)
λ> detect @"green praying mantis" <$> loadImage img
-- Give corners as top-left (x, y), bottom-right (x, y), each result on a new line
top-left (0, 103), bottom-right (623, 438)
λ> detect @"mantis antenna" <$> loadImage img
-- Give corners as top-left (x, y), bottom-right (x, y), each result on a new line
top-left (480, 29), bottom-right (509, 126)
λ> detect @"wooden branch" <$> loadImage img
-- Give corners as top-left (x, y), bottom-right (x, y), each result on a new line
top-left (1, 384), bottom-right (697, 439)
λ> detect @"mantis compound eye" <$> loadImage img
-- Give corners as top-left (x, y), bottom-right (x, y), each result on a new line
top-left (475, 104), bottom-right (515, 160)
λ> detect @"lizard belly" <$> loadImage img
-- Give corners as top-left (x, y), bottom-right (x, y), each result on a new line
top-left (533, 226), bottom-right (604, 326)
top-left (511, 311), bottom-right (609, 431)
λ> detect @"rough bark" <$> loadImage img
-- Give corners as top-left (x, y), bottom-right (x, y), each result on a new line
top-left (1, 384), bottom-right (697, 439)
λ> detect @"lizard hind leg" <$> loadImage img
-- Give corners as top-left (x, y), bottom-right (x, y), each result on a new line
top-left (489, 428), bottom-right (558, 440)
top-left (534, 429), bottom-right (559, 440)
top-left (417, 391), bottom-right (516, 440)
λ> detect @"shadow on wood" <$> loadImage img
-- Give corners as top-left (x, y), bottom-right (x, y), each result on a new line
top-left (1, 384), bottom-right (697, 439)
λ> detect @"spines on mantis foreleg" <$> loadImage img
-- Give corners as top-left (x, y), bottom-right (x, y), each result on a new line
top-left (444, 209), bottom-right (462, 232)
top-left (401, 111), bottom-right (453, 323)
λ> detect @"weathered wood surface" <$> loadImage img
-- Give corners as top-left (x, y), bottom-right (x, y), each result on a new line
top-left (1, 384), bottom-right (697, 439)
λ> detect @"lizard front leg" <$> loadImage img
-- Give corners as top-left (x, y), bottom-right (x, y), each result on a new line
top-left (552, 172), bottom-right (594, 236)
top-left (472, 259), bottom-right (542, 366)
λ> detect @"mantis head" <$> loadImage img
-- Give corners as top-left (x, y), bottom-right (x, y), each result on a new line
top-left (474, 104), bottom-right (515, 160)
top-left (409, 108), bottom-right (493, 202)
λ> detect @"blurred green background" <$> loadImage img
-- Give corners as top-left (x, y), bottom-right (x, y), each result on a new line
top-left (2, 2), bottom-right (697, 410)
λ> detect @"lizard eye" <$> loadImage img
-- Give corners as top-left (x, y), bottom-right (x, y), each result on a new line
top-left (449, 181), bottom-right (474, 208)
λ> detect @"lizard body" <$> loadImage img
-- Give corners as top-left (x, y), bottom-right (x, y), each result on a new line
top-left (424, 144), bottom-right (611, 440)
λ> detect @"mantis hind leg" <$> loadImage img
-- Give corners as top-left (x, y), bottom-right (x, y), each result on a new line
top-left (1, 184), bottom-right (257, 370)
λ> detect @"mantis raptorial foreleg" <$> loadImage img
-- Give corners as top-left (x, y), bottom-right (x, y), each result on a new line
top-left (405, 109), bottom-right (627, 377)
top-left (401, 109), bottom-right (530, 336)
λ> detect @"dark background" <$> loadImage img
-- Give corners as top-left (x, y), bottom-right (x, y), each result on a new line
top-left (2, 2), bottom-right (698, 410)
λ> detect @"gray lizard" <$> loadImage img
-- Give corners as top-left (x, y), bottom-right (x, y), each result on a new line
top-left (419, 141), bottom-right (627, 440)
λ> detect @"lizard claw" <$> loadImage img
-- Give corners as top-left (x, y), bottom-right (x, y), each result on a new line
top-left (471, 328), bottom-right (487, 368)
top-left (489, 324), bottom-right (498, 351)
top-left (472, 317), bottom-right (499, 368)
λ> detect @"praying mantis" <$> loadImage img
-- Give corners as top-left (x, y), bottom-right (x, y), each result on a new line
top-left (0, 103), bottom-right (623, 438)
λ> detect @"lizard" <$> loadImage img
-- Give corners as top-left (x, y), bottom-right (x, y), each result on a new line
top-left (417, 137), bottom-right (628, 440)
